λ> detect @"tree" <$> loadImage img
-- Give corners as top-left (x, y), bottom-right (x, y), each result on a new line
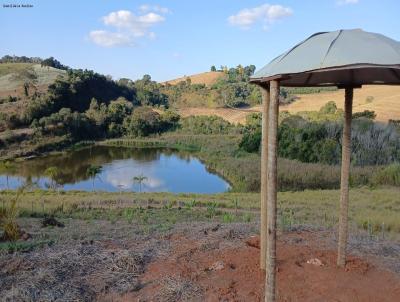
top-left (210, 65), bottom-right (217, 72)
top-left (319, 101), bottom-right (337, 114)
top-left (123, 107), bottom-right (161, 137)
top-left (0, 161), bottom-right (15, 190)
top-left (107, 97), bottom-right (133, 124)
top-left (132, 174), bottom-right (148, 192)
top-left (44, 166), bottom-right (60, 191)
top-left (86, 165), bottom-right (102, 192)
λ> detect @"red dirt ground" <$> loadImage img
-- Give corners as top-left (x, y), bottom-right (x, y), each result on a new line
top-left (108, 230), bottom-right (400, 302)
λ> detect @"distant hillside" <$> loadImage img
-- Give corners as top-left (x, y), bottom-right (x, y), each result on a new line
top-left (0, 63), bottom-right (66, 115)
top-left (162, 71), bottom-right (225, 87)
top-left (0, 63), bottom-right (66, 90)
top-left (281, 85), bottom-right (400, 122)
top-left (179, 85), bottom-right (400, 124)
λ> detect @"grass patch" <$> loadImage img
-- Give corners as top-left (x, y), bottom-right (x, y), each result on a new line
top-left (0, 240), bottom-right (53, 254)
top-left (1, 187), bottom-right (399, 235)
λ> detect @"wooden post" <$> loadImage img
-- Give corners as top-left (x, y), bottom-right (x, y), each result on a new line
top-left (337, 87), bottom-right (353, 267)
top-left (265, 80), bottom-right (279, 302)
top-left (260, 85), bottom-right (270, 270)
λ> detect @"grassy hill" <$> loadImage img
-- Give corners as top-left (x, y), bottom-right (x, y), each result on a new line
top-left (0, 63), bottom-right (66, 91)
top-left (162, 71), bottom-right (225, 87)
top-left (0, 63), bottom-right (67, 116)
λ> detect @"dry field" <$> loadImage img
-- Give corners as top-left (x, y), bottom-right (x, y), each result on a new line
top-left (178, 106), bottom-right (260, 124)
top-left (282, 85), bottom-right (400, 122)
top-left (178, 85), bottom-right (400, 124)
top-left (162, 71), bottom-right (225, 87)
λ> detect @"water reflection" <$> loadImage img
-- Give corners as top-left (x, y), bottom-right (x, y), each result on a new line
top-left (0, 146), bottom-right (230, 193)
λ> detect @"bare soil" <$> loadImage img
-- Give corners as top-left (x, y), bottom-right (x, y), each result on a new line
top-left (1, 220), bottom-right (399, 302)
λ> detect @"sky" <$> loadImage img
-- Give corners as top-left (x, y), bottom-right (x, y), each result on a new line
top-left (1, 0), bottom-right (399, 82)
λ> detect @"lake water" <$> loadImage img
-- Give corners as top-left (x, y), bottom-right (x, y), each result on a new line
top-left (0, 146), bottom-right (230, 193)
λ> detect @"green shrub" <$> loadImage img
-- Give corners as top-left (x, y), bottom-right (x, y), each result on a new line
top-left (373, 164), bottom-right (400, 186)
top-left (352, 110), bottom-right (376, 120)
top-left (239, 129), bottom-right (261, 153)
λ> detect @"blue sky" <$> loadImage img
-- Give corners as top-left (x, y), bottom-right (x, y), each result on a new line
top-left (1, 0), bottom-right (399, 81)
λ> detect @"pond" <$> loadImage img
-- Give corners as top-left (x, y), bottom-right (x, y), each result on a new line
top-left (0, 146), bottom-right (230, 193)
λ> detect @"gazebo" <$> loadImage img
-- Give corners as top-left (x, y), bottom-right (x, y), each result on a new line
top-left (250, 29), bottom-right (400, 301)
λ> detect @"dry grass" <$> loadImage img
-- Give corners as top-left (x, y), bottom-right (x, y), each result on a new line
top-left (282, 85), bottom-right (400, 122)
top-left (178, 106), bottom-right (259, 124)
top-left (162, 71), bottom-right (225, 87)
top-left (157, 276), bottom-right (203, 302)
top-left (0, 242), bottom-right (149, 301)
top-left (0, 63), bottom-right (34, 77)
top-left (177, 85), bottom-right (400, 124)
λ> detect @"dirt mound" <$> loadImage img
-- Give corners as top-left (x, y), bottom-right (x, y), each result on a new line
top-left (120, 231), bottom-right (400, 302)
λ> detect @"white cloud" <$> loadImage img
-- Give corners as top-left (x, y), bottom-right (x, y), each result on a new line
top-left (337, 0), bottom-right (359, 5)
top-left (89, 30), bottom-right (133, 47)
top-left (139, 4), bottom-right (170, 14)
top-left (89, 8), bottom-right (167, 47)
top-left (228, 3), bottom-right (293, 29)
top-left (105, 166), bottom-right (165, 192)
top-left (102, 10), bottom-right (165, 37)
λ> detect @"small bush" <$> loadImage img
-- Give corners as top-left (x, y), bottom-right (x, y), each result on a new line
top-left (365, 96), bottom-right (374, 103)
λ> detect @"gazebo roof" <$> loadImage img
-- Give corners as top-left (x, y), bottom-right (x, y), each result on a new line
top-left (250, 29), bottom-right (400, 87)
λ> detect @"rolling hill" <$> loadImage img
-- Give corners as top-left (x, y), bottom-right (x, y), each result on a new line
top-left (0, 63), bottom-right (66, 115)
top-left (175, 81), bottom-right (400, 124)
top-left (162, 71), bottom-right (225, 87)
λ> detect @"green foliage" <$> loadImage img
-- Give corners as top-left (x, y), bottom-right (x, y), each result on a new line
top-left (206, 201), bottom-right (218, 218)
top-left (239, 129), bottom-right (261, 153)
top-left (184, 200), bottom-right (198, 211)
top-left (162, 64), bottom-right (261, 108)
top-left (373, 164), bottom-right (400, 186)
top-left (35, 107), bottom-right (93, 140)
top-left (319, 101), bottom-right (337, 114)
top-left (240, 102), bottom-right (400, 166)
top-left (86, 165), bottom-right (102, 191)
top-left (0, 186), bottom-right (28, 241)
top-left (0, 55), bottom-right (42, 64)
top-left (132, 174), bottom-right (148, 192)
top-left (124, 107), bottom-right (161, 137)
top-left (238, 113), bottom-right (262, 153)
top-left (179, 115), bottom-right (239, 135)
top-left (0, 240), bottom-right (53, 253)
top-left (40, 57), bottom-right (69, 70)
top-left (352, 110), bottom-right (376, 120)
top-left (24, 69), bottom-right (136, 125)
top-left (44, 166), bottom-right (61, 190)
top-left (222, 212), bottom-right (234, 223)
top-left (134, 74), bottom-right (168, 107)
